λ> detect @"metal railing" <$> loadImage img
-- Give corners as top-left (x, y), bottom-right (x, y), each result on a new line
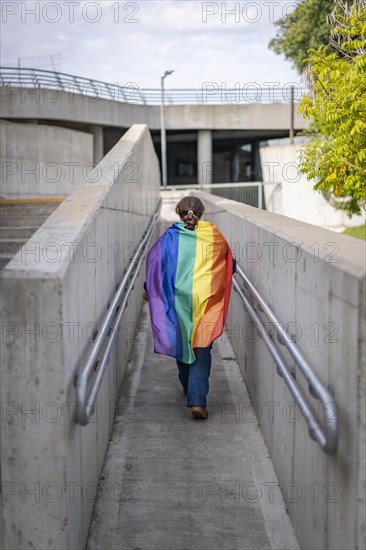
top-left (233, 263), bottom-right (339, 454)
top-left (203, 182), bottom-right (263, 209)
top-left (74, 195), bottom-right (338, 451)
top-left (161, 182), bottom-right (264, 208)
top-left (0, 67), bottom-right (308, 105)
top-left (74, 200), bottom-right (161, 425)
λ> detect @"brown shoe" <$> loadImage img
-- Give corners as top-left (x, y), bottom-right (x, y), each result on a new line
top-left (191, 406), bottom-right (208, 420)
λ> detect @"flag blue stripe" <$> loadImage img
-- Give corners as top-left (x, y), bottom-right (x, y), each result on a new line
top-left (161, 225), bottom-right (183, 359)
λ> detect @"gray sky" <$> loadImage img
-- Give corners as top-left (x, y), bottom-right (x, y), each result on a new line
top-left (1, 0), bottom-right (302, 89)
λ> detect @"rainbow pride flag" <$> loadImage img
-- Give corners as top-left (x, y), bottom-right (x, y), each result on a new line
top-left (146, 220), bottom-right (233, 364)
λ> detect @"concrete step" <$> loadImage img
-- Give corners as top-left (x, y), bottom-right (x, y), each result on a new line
top-left (0, 200), bottom-right (64, 267)
top-left (0, 252), bottom-right (15, 270)
top-left (0, 201), bottom-right (63, 218)
top-left (0, 214), bottom-right (51, 227)
top-left (0, 226), bottom-right (39, 239)
top-left (0, 201), bottom-right (63, 228)
top-left (0, 239), bottom-right (27, 254)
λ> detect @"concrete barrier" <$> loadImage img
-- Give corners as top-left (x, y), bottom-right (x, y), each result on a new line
top-left (0, 119), bottom-right (93, 198)
top-left (0, 124), bottom-right (161, 549)
top-left (193, 191), bottom-right (365, 550)
top-left (259, 142), bottom-right (364, 231)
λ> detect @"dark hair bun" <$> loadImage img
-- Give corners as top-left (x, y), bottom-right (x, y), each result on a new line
top-left (182, 210), bottom-right (198, 230)
top-left (175, 196), bottom-right (205, 231)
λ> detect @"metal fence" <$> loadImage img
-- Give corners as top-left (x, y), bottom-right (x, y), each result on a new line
top-left (162, 182), bottom-right (264, 208)
top-left (205, 182), bottom-right (263, 208)
top-left (0, 67), bottom-right (308, 105)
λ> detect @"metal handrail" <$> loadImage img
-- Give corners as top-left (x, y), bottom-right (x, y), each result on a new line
top-left (0, 67), bottom-right (309, 105)
top-left (74, 200), bottom-right (161, 425)
top-left (160, 182), bottom-right (266, 191)
top-left (233, 263), bottom-right (339, 454)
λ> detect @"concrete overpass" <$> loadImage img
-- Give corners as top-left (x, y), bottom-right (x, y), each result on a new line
top-left (1, 124), bottom-right (365, 550)
top-left (0, 85), bottom-right (305, 130)
top-left (1, 68), bottom-right (308, 185)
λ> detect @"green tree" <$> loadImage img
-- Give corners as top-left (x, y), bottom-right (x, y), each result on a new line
top-left (268, 0), bottom-right (335, 73)
top-left (297, 1), bottom-right (366, 216)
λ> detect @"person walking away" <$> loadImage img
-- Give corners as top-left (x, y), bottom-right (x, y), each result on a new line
top-left (143, 196), bottom-right (235, 420)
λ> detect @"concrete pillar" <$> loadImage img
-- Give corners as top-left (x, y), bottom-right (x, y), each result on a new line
top-left (197, 129), bottom-right (212, 186)
top-left (91, 125), bottom-right (104, 165)
top-left (230, 148), bottom-right (241, 182)
top-left (252, 139), bottom-right (262, 181)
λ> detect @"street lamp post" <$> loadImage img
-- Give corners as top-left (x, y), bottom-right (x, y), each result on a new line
top-left (160, 70), bottom-right (174, 189)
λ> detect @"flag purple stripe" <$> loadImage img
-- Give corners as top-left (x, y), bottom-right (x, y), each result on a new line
top-left (146, 236), bottom-right (170, 353)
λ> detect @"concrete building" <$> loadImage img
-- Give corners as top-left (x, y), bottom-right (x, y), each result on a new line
top-left (1, 80), bottom-right (306, 186)
top-left (1, 71), bottom-right (363, 231)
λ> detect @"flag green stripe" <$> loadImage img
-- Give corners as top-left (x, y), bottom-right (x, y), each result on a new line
top-left (175, 224), bottom-right (197, 363)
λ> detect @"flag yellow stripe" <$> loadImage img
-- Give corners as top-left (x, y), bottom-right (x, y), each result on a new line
top-left (191, 221), bottom-right (214, 346)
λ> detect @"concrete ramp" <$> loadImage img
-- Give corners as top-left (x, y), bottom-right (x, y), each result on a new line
top-left (86, 303), bottom-right (299, 550)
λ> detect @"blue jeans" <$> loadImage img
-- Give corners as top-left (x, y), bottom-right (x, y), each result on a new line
top-left (176, 344), bottom-right (213, 408)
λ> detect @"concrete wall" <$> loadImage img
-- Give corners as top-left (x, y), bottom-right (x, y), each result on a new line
top-left (260, 143), bottom-right (365, 231)
top-left (166, 102), bottom-right (307, 131)
top-left (0, 124), bottom-right (161, 549)
top-left (193, 191), bottom-right (365, 550)
top-left (1, 86), bottom-right (307, 131)
top-left (0, 119), bottom-right (93, 198)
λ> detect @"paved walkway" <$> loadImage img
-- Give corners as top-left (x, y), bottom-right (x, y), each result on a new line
top-left (86, 303), bottom-right (299, 550)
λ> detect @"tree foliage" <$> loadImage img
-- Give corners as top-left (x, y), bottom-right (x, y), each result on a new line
top-left (268, 0), bottom-right (335, 73)
top-left (297, 1), bottom-right (366, 216)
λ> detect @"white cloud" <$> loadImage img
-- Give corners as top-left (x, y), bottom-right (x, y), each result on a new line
top-left (1, 0), bottom-right (301, 88)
